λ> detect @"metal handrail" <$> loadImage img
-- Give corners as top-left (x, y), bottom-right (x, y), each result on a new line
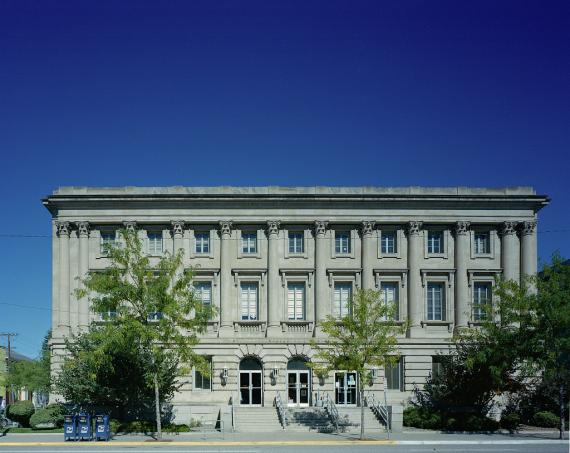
top-left (322, 393), bottom-right (339, 432)
top-left (275, 392), bottom-right (287, 429)
top-left (229, 395), bottom-right (235, 432)
top-left (367, 392), bottom-right (391, 438)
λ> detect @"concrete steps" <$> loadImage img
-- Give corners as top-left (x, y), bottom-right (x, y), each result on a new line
top-left (336, 406), bottom-right (386, 433)
top-left (234, 406), bottom-right (283, 432)
top-left (285, 407), bottom-right (335, 432)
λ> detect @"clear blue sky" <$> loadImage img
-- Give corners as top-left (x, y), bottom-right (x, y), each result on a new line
top-left (1, 0), bottom-right (568, 358)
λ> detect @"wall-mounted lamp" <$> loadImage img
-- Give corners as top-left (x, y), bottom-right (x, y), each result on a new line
top-left (270, 366), bottom-right (279, 385)
top-left (221, 367), bottom-right (229, 386)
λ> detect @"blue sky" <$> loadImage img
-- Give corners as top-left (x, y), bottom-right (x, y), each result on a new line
top-left (0, 0), bottom-right (568, 358)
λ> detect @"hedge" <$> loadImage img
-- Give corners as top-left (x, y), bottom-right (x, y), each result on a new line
top-left (29, 404), bottom-right (66, 429)
top-left (6, 401), bottom-right (35, 427)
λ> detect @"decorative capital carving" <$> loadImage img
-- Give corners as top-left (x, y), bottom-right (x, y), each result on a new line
top-left (501, 221), bottom-right (518, 236)
top-left (171, 220), bottom-right (185, 236)
top-left (55, 221), bottom-right (70, 237)
top-left (219, 221), bottom-right (233, 237)
top-left (521, 221), bottom-right (537, 236)
top-left (455, 221), bottom-right (470, 236)
top-left (76, 221), bottom-right (90, 237)
top-left (266, 220), bottom-right (281, 237)
top-left (123, 221), bottom-right (137, 232)
top-left (314, 220), bottom-right (329, 237)
top-left (407, 221), bottom-right (423, 236)
top-left (361, 221), bottom-right (376, 237)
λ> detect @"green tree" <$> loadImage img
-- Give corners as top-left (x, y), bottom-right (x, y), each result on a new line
top-left (310, 288), bottom-right (406, 439)
top-left (75, 229), bottom-right (213, 438)
top-left (7, 331), bottom-right (51, 405)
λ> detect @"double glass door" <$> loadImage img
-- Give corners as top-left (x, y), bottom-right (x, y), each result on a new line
top-left (239, 371), bottom-right (262, 406)
top-left (335, 372), bottom-right (357, 405)
top-left (287, 371), bottom-right (310, 406)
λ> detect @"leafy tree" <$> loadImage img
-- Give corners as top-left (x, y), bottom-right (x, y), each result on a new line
top-left (7, 331), bottom-right (51, 405)
top-left (310, 288), bottom-right (406, 439)
top-left (75, 229), bottom-right (213, 438)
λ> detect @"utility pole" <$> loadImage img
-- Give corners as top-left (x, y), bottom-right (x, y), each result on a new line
top-left (1, 333), bottom-right (18, 405)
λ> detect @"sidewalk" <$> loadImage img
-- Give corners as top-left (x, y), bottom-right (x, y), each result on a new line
top-left (0, 428), bottom-right (568, 446)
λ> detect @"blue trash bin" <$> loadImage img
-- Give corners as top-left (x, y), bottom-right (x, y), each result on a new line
top-left (64, 415), bottom-right (77, 441)
top-left (94, 415), bottom-right (110, 441)
top-left (77, 413), bottom-right (92, 441)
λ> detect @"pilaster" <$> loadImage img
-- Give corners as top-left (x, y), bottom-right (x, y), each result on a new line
top-left (218, 221), bottom-right (234, 337)
top-left (56, 221), bottom-right (71, 336)
top-left (314, 220), bottom-right (329, 335)
top-left (77, 221), bottom-right (90, 329)
top-left (454, 221), bottom-right (470, 329)
top-left (501, 221), bottom-right (520, 283)
top-left (407, 221), bottom-right (423, 337)
top-left (520, 220), bottom-right (537, 290)
top-left (266, 220), bottom-right (282, 336)
top-left (361, 221), bottom-right (376, 290)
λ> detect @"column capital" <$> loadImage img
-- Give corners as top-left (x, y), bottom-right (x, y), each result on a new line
top-left (55, 221), bottom-right (70, 237)
top-left (361, 221), bottom-right (376, 237)
top-left (123, 221), bottom-right (137, 232)
top-left (521, 221), bottom-right (537, 236)
top-left (406, 221), bottom-right (423, 236)
top-left (314, 220), bottom-right (329, 237)
top-left (171, 220), bottom-right (185, 236)
top-left (266, 220), bottom-right (281, 237)
top-left (455, 221), bottom-right (470, 236)
top-left (76, 221), bottom-right (90, 237)
top-left (219, 221), bottom-right (233, 237)
top-left (501, 221), bottom-right (519, 236)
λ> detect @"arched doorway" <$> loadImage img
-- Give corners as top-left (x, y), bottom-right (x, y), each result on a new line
top-left (287, 358), bottom-right (310, 407)
top-left (239, 357), bottom-right (263, 406)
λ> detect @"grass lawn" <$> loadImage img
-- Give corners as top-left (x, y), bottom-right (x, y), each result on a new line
top-left (2, 427), bottom-right (63, 433)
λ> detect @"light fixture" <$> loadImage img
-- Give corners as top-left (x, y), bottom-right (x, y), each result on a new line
top-left (221, 367), bottom-right (229, 386)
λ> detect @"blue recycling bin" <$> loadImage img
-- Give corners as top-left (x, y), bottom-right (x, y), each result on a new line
top-left (94, 415), bottom-right (110, 441)
top-left (63, 415), bottom-right (77, 441)
top-left (77, 413), bottom-right (92, 440)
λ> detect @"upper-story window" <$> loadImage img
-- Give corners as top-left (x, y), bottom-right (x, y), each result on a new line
top-left (147, 232), bottom-right (163, 255)
top-left (474, 232), bottom-right (490, 255)
top-left (380, 282), bottom-right (399, 320)
top-left (195, 232), bottom-right (210, 254)
top-left (241, 232), bottom-right (257, 254)
top-left (427, 231), bottom-right (444, 254)
top-left (335, 231), bottom-right (351, 255)
top-left (426, 282), bottom-right (445, 321)
top-left (193, 281), bottom-right (212, 307)
top-left (380, 231), bottom-right (397, 254)
top-left (288, 232), bottom-right (304, 254)
top-left (287, 282), bottom-right (306, 320)
top-left (100, 231), bottom-right (119, 254)
top-left (473, 282), bottom-right (492, 321)
top-left (240, 282), bottom-right (258, 320)
top-left (333, 282), bottom-right (352, 318)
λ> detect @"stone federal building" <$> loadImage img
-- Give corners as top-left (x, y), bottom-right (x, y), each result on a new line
top-left (43, 186), bottom-right (548, 426)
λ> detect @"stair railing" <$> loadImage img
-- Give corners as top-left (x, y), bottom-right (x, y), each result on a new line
top-left (322, 393), bottom-right (339, 432)
top-left (229, 395), bottom-right (235, 432)
top-left (275, 392), bottom-right (287, 429)
top-left (367, 392), bottom-right (391, 438)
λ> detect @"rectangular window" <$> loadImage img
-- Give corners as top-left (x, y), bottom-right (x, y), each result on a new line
top-left (474, 232), bottom-right (490, 254)
top-left (194, 358), bottom-right (212, 391)
top-left (193, 281), bottom-right (212, 307)
top-left (335, 231), bottom-right (351, 254)
top-left (426, 282), bottom-right (445, 321)
top-left (100, 231), bottom-right (118, 254)
top-left (241, 232), bottom-right (257, 254)
top-left (240, 282), bottom-right (258, 320)
top-left (473, 282), bottom-right (492, 321)
top-left (288, 232), bottom-right (304, 254)
top-left (333, 283), bottom-right (352, 318)
top-left (385, 358), bottom-right (404, 390)
top-left (147, 232), bottom-right (163, 255)
top-left (431, 356), bottom-right (445, 380)
top-left (380, 282), bottom-right (399, 320)
top-left (195, 232), bottom-right (210, 254)
top-left (287, 282), bottom-right (305, 320)
top-left (147, 311), bottom-right (163, 321)
top-left (427, 231), bottom-right (443, 254)
top-left (381, 231), bottom-right (397, 254)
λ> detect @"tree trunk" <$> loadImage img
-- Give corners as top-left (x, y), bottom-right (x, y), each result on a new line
top-left (154, 372), bottom-right (162, 440)
top-left (559, 384), bottom-right (565, 440)
top-left (360, 384), bottom-right (365, 440)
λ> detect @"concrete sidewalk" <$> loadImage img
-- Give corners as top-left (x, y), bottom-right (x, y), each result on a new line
top-left (0, 428), bottom-right (568, 446)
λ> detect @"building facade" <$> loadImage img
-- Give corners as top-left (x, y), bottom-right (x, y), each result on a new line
top-left (43, 186), bottom-right (548, 423)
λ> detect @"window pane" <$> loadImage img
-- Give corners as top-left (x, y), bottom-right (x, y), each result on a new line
top-left (427, 283), bottom-right (445, 321)
top-left (380, 282), bottom-right (399, 320)
top-left (473, 282), bottom-right (491, 321)
top-left (428, 231), bottom-right (443, 254)
top-left (196, 232), bottom-right (210, 254)
top-left (195, 358), bottom-right (212, 390)
top-left (288, 232), bottom-right (304, 254)
top-left (287, 282), bottom-right (305, 320)
top-left (381, 232), bottom-right (396, 254)
top-left (335, 232), bottom-right (351, 254)
top-left (240, 282), bottom-right (258, 320)
top-left (474, 232), bottom-right (490, 254)
top-left (385, 359), bottom-right (402, 390)
top-left (242, 233), bottom-right (257, 254)
top-left (333, 283), bottom-right (352, 318)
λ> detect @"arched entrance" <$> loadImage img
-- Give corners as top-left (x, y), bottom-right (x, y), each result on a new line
top-left (287, 358), bottom-right (310, 407)
top-left (239, 357), bottom-right (263, 406)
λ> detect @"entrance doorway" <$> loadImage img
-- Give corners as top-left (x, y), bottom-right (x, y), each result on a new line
top-left (239, 357), bottom-right (263, 406)
top-left (335, 372), bottom-right (357, 405)
top-left (287, 358), bottom-right (310, 407)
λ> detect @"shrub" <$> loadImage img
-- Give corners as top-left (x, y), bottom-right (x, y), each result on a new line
top-left (500, 413), bottom-right (521, 432)
top-left (6, 401), bottom-right (35, 427)
top-left (403, 406), bottom-right (499, 432)
top-left (29, 404), bottom-right (66, 429)
top-left (531, 411), bottom-right (559, 428)
top-left (403, 406), bottom-right (442, 430)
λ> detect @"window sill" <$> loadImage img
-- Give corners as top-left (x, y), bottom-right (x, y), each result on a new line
top-left (281, 320), bottom-right (313, 333)
top-left (426, 253), bottom-right (446, 258)
top-left (234, 320), bottom-right (266, 333)
top-left (421, 320), bottom-right (453, 332)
